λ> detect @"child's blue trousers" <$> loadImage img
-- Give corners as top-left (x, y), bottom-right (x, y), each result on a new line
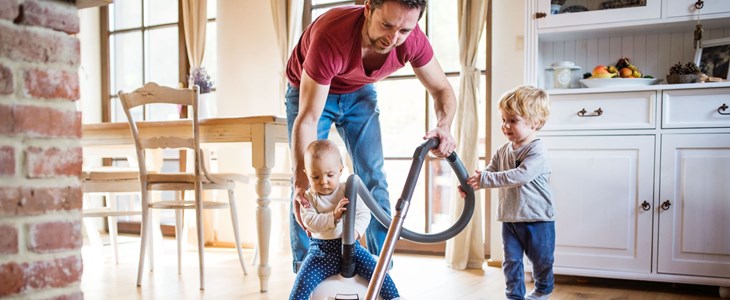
top-left (289, 238), bottom-right (400, 300)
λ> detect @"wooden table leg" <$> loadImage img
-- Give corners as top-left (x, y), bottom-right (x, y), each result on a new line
top-left (254, 168), bottom-right (272, 292)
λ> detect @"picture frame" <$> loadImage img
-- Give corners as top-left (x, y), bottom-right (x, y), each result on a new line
top-left (694, 37), bottom-right (730, 80)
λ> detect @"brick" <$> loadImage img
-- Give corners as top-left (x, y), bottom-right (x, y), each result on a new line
top-left (24, 69), bottom-right (79, 101)
top-left (0, 262), bottom-right (23, 297)
top-left (45, 291), bottom-right (84, 300)
top-left (0, 0), bottom-right (20, 21)
top-left (14, 106), bottom-right (81, 138)
top-left (19, 0), bottom-right (80, 34)
top-left (0, 22), bottom-right (80, 66)
top-left (27, 220), bottom-right (82, 253)
top-left (0, 186), bottom-right (81, 216)
top-left (0, 187), bottom-right (20, 215)
top-left (0, 104), bottom-right (12, 134)
top-left (0, 64), bottom-right (12, 95)
top-left (0, 146), bottom-right (14, 176)
top-left (0, 224), bottom-right (18, 254)
top-left (24, 256), bottom-right (83, 291)
top-left (25, 147), bottom-right (82, 178)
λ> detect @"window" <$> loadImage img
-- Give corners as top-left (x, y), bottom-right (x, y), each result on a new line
top-left (102, 0), bottom-right (217, 123)
top-left (304, 1), bottom-right (488, 252)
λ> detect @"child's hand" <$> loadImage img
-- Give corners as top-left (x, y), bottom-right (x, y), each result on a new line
top-left (333, 197), bottom-right (349, 221)
top-left (458, 170), bottom-right (483, 198)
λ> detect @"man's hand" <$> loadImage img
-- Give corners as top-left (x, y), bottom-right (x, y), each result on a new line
top-left (424, 126), bottom-right (456, 158)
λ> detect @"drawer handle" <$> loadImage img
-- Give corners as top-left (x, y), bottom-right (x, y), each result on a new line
top-left (577, 108), bottom-right (603, 117)
top-left (641, 200), bottom-right (651, 211)
top-left (661, 200), bottom-right (672, 210)
top-left (719, 103), bottom-right (729, 115)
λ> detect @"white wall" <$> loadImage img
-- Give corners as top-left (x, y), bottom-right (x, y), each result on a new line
top-left (214, 0), bottom-right (291, 252)
top-left (78, 7), bottom-right (101, 124)
top-left (217, 0), bottom-right (284, 117)
top-left (488, 1), bottom-right (526, 262)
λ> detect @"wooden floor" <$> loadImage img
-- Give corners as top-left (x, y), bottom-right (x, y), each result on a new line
top-left (81, 235), bottom-right (722, 299)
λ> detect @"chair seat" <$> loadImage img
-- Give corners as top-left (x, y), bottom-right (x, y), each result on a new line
top-left (83, 168), bottom-right (140, 180)
top-left (83, 207), bottom-right (142, 218)
top-left (146, 172), bottom-right (248, 184)
top-left (148, 200), bottom-right (228, 210)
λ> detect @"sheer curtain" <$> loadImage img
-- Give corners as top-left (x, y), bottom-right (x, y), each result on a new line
top-left (445, 0), bottom-right (489, 270)
top-left (271, 0), bottom-right (304, 113)
top-left (182, 0), bottom-right (207, 74)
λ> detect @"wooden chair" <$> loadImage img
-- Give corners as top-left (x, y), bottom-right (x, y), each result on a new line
top-left (81, 163), bottom-right (141, 264)
top-left (118, 82), bottom-right (248, 290)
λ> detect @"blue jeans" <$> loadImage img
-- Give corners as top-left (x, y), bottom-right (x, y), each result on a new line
top-left (285, 84), bottom-right (391, 273)
top-left (502, 221), bottom-right (555, 300)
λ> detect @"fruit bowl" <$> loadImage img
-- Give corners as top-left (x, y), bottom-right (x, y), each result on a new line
top-left (579, 78), bottom-right (661, 88)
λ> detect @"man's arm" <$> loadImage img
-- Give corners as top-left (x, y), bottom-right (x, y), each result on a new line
top-left (290, 70), bottom-right (330, 229)
top-left (413, 57), bottom-right (457, 157)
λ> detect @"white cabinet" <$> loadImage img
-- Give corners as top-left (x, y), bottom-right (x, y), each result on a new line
top-left (529, 87), bottom-right (730, 296)
top-left (541, 135), bottom-right (654, 273)
top-left (658, 133), bottom-right (730, 278)
top-left (526, 0), bottom-right (730, 294)
top-left (537, 0), bottom-right (661, 29)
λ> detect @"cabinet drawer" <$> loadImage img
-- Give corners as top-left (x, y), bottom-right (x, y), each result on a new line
top-left (662, 88), bottom-right (730, 128)
top-left (543, 91), bottom-right (656, 131)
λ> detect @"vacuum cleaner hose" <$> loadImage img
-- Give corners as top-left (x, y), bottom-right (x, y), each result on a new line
top-left (343, 137), bottom-right (476, 246)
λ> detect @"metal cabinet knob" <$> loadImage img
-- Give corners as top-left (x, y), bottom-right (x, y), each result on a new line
top-left (661, 200), bottom-right (672, 210)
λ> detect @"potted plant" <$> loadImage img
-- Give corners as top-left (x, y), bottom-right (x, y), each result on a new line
top-left (666, 61), bottom-right (701, 84)
top-left (189, 67), bottom-right (213, 94)
top-left (188, 67), bottom-right (215, 117)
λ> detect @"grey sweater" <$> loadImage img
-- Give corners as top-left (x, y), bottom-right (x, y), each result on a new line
top-left (480, 139), bottom-right (555, 222)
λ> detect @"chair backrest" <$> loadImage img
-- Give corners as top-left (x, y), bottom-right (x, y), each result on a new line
top-left (117, 82), bottom-right (201, 180)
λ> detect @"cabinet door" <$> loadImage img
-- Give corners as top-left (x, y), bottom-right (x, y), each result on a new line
top-left (541, 135), bottom-right (654, 273)
top-left (658, 133), bottom-right (730, 278)
top-left (537, 0), bottom-right (661, 29)
top-left (664, 0), bottom-right (730, 18)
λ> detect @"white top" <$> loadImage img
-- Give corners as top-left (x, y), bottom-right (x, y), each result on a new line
top-left (301, 182), bottom-right (371, 239)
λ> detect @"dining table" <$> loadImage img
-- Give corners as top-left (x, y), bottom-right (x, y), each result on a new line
top-left (81, 115), bottom-right (289, 292)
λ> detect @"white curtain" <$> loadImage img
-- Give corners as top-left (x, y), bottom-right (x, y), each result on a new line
top-left (445, 0), bottom-right (489, 270)
top-left (271, 0), bottom-right (304, 110)
top-left (182, 0), bottom-right (208, 73)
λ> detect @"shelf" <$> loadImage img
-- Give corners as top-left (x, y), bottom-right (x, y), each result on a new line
top-left (547, 81), bottom-right (730, 95)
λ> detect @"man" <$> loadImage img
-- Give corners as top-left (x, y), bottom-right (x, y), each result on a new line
top-left (285, 0), bottom-right (456, 273)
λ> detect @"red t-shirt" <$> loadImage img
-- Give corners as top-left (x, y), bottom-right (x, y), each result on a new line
top-left (286, 6), bottom-right (434, 94)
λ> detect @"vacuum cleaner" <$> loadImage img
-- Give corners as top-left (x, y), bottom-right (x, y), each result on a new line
top-left (310, 138), bottom-right (476, 300)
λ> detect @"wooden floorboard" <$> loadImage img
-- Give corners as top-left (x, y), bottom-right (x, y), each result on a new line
top-left (81, 235), bottom-right (722, 299)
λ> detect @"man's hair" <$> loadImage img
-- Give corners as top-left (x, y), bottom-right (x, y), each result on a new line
top-left (498, 85), bottom-right (551, 130)
top-left (368, 0), bottom-right (427, 20)
top-left (305, 139), bottom-right (343, 166)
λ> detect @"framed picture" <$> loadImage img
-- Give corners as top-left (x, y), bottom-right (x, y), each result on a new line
top-left (694, 37), bottom-right (730, 80)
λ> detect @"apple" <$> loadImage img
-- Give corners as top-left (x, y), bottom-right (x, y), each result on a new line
top-left (619, 67), bottom-right (633, 78)
top-left (592, 65), bottom-right (616, 78)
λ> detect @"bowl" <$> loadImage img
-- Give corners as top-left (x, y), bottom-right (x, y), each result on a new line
top-left (666, 74), bottom-right (700, 84)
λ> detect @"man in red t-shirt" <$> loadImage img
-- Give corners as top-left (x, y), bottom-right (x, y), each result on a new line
top-left (285, 0), bottom-right (456, 273)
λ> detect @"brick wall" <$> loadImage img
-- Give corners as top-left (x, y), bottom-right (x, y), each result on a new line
top-left (0, 0), bottom-right (84, 299)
